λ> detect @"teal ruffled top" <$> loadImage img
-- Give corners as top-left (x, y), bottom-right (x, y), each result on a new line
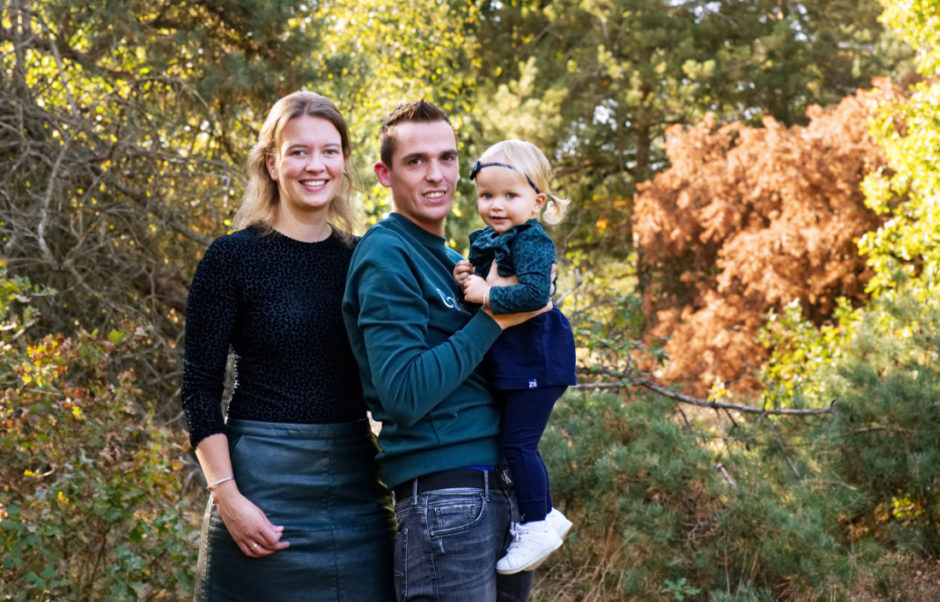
top-left (467, 219), bottom-right (556, 314)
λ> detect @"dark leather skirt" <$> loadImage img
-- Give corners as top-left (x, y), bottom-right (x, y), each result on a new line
top-left (194, 418), bottom-right (396, 601)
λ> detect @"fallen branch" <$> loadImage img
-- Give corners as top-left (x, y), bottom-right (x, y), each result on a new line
top-left (577, 368), bottom-right (835, 416)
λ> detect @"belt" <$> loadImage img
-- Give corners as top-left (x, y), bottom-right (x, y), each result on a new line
top-left (392, 468), bottom-right (511, 501)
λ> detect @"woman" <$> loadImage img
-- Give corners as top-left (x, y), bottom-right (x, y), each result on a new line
top-left (182, 91), bottom-right (395, 601)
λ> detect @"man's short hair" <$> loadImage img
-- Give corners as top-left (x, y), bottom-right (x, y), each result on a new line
top-left (379, 100), bottom-right (452, 166)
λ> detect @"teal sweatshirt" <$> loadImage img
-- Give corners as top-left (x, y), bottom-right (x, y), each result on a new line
top-left (342, 213), bottom-right (505, 488)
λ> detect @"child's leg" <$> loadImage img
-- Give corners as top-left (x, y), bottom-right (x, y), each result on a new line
top-left (540, 454), bottom-right (553, 518)
top-left (500, 386), bottom-right (567, 523)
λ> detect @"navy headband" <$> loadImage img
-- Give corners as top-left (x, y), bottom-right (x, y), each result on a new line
top-left (469, 160), bottom-right (541, 194)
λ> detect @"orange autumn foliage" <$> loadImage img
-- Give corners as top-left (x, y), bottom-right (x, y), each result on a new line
top-left (632, 81), bottom-right (903, 397)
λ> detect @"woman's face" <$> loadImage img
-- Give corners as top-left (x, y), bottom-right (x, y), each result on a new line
top-left (266, 115), bottom-right (346, 218)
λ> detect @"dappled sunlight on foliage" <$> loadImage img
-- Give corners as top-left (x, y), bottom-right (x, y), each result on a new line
top-left (531, 388), bottom-right (940, 601)
top-left (3, 0), bottom-right (940, 599)
top-left (757, 298), bottom-right (854, 409)
top-left (813, 284), bottom-right (940, 553)
top-left (0, 265), bottom-right (196, 600)
top-left (859, 1), bottom-right (940, 297)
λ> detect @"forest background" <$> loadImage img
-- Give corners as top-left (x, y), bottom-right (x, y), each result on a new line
top-left (3, 0), bottom-right (940, 599)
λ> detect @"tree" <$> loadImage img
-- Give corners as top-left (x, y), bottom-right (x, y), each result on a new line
top-left (755, 0), bottom-right (940, 561)
top-left (0, 0), bottom-right (484, 411)
top-left (632, 85), bottom-right (895, 396)
top-left (859, 0), bottom-right (940, 294)
top-left (461, 0), bottom-right (908, 264)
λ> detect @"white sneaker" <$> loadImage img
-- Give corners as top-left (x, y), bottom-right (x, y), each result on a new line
top-left (546, 508), bottom-right (573, 539)
top-left (496, 520), bottom-right (563, 575)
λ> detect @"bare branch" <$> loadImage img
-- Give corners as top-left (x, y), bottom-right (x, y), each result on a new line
top-left (715, 463), bottom-right (737, 488)
top-left (578, 367), bottom-right (836, 416)
top-left (555, 266), bottom-right (590, 305)
top-left (101, 173), bottom-right (214, 247)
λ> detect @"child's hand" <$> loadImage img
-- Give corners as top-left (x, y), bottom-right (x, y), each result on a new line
top-left (462, 274), bottom-right (491, 306)
top-left (453, 260), bottom-right (473, 287)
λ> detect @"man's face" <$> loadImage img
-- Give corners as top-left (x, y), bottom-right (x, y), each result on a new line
top-left (375, 120), bottom-right (459, 236)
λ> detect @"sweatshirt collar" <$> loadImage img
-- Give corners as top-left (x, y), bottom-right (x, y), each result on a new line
top-left (387, 212), bottom-right (447, 246)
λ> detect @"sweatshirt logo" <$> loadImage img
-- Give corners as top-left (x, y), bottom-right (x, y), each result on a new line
top-left (437, 288), bottom-right (469, 314)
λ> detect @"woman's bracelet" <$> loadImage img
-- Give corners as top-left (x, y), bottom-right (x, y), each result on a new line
top-left (207, 475), bottom-right (235, 491)
top-left (482, 288), bottom-right (489, 308)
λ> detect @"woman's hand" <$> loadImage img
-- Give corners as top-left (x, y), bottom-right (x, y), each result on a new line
top-left (195, 433), bottom-right (289, 558)
top-left (211, 481), bottom-right (290, 558)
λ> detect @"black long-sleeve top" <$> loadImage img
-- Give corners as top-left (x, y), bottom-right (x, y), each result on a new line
top-left (181, 226), bottom-right (366, 449)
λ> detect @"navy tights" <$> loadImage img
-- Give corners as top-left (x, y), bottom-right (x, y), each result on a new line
top-left (497, 386), bottom-right (567, 523)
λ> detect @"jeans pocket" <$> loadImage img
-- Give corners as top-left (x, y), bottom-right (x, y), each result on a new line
top-left (426, 490), bottom-right (486, 538)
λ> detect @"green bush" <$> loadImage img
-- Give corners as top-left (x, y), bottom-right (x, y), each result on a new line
top-left (532, 387), bottom-right (901, 601)
top-left (809, 284), bottom-right (940, 554)
top-left (760, 280), bottom-right (940, 554)
top-left (534, 390), bottom-right (745, 600)
top-left (0, 263), bottom-right (198, 600)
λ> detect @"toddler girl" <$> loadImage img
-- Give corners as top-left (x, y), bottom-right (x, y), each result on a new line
top-left (454, 139), bottom-right (577, 575)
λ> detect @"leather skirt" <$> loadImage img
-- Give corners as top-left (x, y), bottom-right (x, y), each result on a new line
top-left (194, 418), bottom-right (396, 601)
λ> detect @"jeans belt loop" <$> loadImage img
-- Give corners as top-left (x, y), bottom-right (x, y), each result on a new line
top-left (411, 477), bottom-right (418, 506)
top-left (483, 469), bottom-right (490, 497)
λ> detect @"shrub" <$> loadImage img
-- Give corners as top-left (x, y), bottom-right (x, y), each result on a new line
top-left (810, 283), bottom-right (940, 555)
top-left (532, 387), bottom-right (894, 600)
top-left (0, 263), bottom-right (198, 600)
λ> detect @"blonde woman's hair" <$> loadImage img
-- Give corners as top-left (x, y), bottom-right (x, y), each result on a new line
top-left (476, 140), bottom-right (570, 225)
top-left (234, 91), bottom-right (357, 239)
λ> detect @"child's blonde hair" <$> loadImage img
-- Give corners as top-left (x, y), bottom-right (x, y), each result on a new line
top-left (476, 140), bottom-right (569, 225)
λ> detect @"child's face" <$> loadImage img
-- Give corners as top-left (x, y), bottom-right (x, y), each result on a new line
top-left (474, 166), bottom-right (545, 234)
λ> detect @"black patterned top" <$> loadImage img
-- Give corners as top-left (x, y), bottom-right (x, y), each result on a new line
top-left (181, 226), bottom-right (366, 449)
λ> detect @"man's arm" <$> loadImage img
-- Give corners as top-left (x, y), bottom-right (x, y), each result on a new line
top-left (344, 232), bottom-right (502, 427)
top-left (478, 257), bottom-right (553, 326)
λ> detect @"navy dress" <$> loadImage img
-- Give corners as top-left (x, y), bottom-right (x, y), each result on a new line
top-left (468, 219), bottom-right (576, 522)
top-left (468, 219), bottom-right (577, 391)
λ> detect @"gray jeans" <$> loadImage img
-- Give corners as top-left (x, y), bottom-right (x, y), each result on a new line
top-left (393, 474), bottom-right (533, 602)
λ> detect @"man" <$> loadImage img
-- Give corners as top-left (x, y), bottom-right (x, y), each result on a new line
top-left (342, 100), bottom-right (538, 601)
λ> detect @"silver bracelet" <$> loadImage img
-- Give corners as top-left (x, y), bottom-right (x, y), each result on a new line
top-left (207, 475), bottom-right (235, 491)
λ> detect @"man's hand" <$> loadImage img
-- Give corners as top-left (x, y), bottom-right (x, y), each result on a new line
top-left (485, 301), bottom-right (552, 330)
top-left (480, 259), bottom-right (551, 329)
